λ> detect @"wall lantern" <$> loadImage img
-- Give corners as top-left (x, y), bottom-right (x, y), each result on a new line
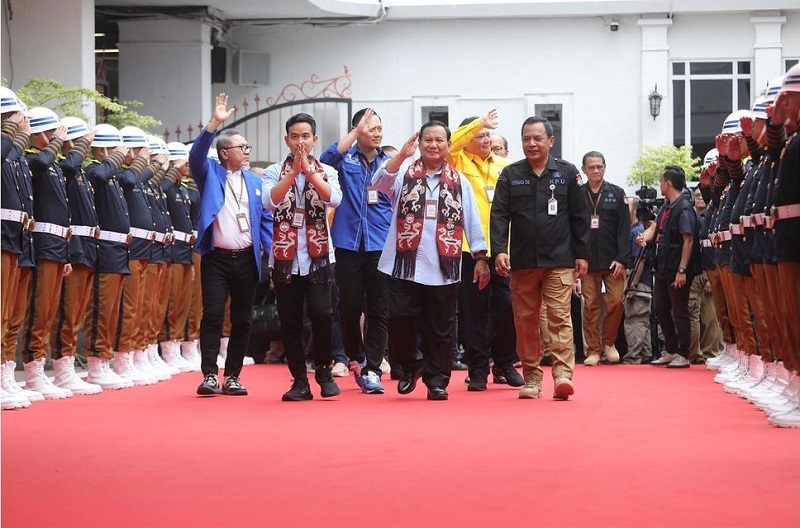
top-left (648, 84), bottom-right (663, 120)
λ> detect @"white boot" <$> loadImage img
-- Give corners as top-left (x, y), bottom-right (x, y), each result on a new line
top-left (53, 356), bottom-right (102, 395)
top-left (160, 340), bottom-right (193, 373)
top-left (85, 356), bottom-right (134, 390)
top-left (133, 348), bottom-right (168, 381)
top-left (1, 388), bottom-right (30, 410)
top-left (217, 337), bottom-right (229, 368)
top-left (180, 340), bottom-right (201, 370)
top-left (113, 351), bottom-right (158, 386)
top-left (151, 343), bottom-right (179, 376)
top-left (24, 358), bottom-right (73, 400)
top-left (1, 361), bottom-right (44, 402)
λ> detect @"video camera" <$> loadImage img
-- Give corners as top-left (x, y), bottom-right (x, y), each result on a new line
top-left (634, 185), bottom-right (664, 223)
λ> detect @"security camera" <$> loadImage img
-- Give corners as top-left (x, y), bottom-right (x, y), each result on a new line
top-left (610, 21), bottom-right (620, 32)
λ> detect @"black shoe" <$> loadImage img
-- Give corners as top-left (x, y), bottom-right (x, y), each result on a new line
top-left (467, 378), bottom-right (487, 391)
top-left (315, 367), bottom-right (341, 398)
top-left (427, 386), bottom-right (448, 400)
top-left (222, 375), bottom-right (248, 396)
top-left (451, 360), bottom-right (468, 371)
top-left (390, 365), bottom-right (404, 381)
top-left (491, 365), bottom-right (508, 384)
top-left (495, 364), bottom-right (524, 387)
top-left (397, 367), bottom-right (422, 395)
top-left (196, 373), bottom-right (220, 396)
top-left (282, 379), bottom-right (313, 401)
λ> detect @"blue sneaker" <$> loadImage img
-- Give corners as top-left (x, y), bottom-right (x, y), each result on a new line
top-left (362, 371), bottom-right (384, 394)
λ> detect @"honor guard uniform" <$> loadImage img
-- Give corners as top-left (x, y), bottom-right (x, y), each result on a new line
top-left (19, 107), bottom-right (73, 399)
top-left (50, 117), bottom-right (103, 395)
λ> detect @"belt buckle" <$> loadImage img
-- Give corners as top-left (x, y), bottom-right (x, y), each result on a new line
top-left (189, 235), bottom-right (196, 245)
top-left (167, 233), bottom-right (174, 245)
top-left (770, 205), bottom-right (778, 220)
top-left (149, 231), bottom-right (156, 242)
top-left (25, 216), bottom-right (35, 232)
top-left (126, 233), bottom-right (133, 245)
top-left (65, 228), bottom-right (72, 242)
top-left (93, 226), bottom-right (101, 239)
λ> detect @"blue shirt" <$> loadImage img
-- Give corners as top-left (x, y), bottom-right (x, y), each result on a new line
top-left (372, 160), bottom-right (487, 286)
top-left (319, 142), bottom-right (393, 252)
top-left (629, 221), bottom-right (652, 287)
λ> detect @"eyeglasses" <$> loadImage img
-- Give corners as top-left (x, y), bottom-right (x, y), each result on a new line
top-left (491, 146), bottom-right (505, 153)
top-left (220, 144), bottom-right (252, 154)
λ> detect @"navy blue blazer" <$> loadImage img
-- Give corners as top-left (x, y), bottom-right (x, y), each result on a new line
top-left (189, 126), bottom-right (272, 278)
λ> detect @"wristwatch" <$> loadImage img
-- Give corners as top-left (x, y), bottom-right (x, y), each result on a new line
top-left (678, 266), bottom-right (687, 274)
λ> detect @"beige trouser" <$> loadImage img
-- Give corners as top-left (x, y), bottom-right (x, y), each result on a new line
top-left (581, 270), bottom-right (625, 357)
top-left (510, 267), bottom-right (575, 384)
top-left (688, 272), bottom-right (723, 362)
top-left (623, 284), bottom-right (653, 363)
top-left (706, 268), bottom-right (734, 344)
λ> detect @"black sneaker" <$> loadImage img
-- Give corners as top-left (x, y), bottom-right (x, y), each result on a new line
top-left (314, 366), bottom-right (341, 398)
top-left (282, 379), bottom-right (313, 401)
top-left (491, 365), bottom-right (508, 384)
top-left (197, 374), bottom-right (220, 396)
top-left (495, 364), bottom-right (524, 387)
top-left (222, 375), bottom-right (248, 396)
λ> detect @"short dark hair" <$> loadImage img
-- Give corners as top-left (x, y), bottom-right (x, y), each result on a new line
top-left (286, 113), bottom-right (316, 135)
top-left (662, 165), bottom-right (686, 190)
top-left (351, 108), bottom-right (380, 128)
top-left (582, 151), bottom-right (606, 167)
top-left (420, 120), bottom-right (451, 141)
top-left (459, 116), bottom-right (478, 127)
top-left (521, 116), bottom-right (553, 138)
top-left (216, 129), bottom-right (241, 149)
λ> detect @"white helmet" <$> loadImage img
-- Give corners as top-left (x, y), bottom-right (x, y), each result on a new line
top-left (780, 63), bottom-right (800, 94)
top-left (167, 141), bottom-right (189, 161)
top-left (0, 86), bottom-right (24, 114)
top-left (119, 126), bottom-right (148, 148)
top-left (148, 135), bottom-right (168, 156)
top-left (751, 96), bottom-right (769, 120)
top-left (763, 75), bottom-right (784, 102)
top-left (703, 148), bottom-right (718, 168)
top-left (61, 116), bottom-right (90, 141)
top-left (91, 124), bottom-right (122, 148)
top-left (28, 107), bottom-right (60, 134)
top-left (208, 147), bottom-right (219, 162)
top-left (720, 110), bottom-right (752, 135)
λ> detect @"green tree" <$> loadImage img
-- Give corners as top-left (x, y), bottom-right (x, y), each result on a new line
top-left (627, 144), bottom-right (701, 188)
top-left (12, 78), bottom-right (161, 131)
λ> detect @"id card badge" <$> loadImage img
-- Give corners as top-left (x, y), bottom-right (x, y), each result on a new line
top-left (366, 186), bottom-right (379, 205)
top-left (236, 212), bottom-right (250, 233)
top-left (590, 214), bottom-right (600, 229)
top-left (548, 198), bottom-right (558, 216)
top-left (485, 185), bottom-right (495, 203)
top-left (425, 200), bottom-right (438, 220)
top-left (291, 208), bottom-right (305, 228)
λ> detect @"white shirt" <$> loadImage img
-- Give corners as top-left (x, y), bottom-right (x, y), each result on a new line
top-left (213, 170), bottom-right (253, 250)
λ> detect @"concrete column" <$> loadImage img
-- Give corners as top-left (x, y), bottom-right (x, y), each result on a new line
top-left (638, 17), bottom-right (673, 148)
top-left (118, 19), bottom-right (211, 139)
top-left (751, 14), bottom-right (786, 94)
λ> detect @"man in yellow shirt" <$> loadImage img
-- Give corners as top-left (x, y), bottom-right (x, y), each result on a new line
top-left (448, 109), bottom-right (523, 391)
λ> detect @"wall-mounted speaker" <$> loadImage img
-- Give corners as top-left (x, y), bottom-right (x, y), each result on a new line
top-left (232, 50), bottom-right (270, 86)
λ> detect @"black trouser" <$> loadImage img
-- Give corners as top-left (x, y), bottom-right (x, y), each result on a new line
top-left (388, 278), bottom-right (458, 389)
top-left (275, 274), bottom-right (333, 381)
top-left (653, 275), bottom-right (692, 358)
top-left (335, 248), bottom-right (389, 375)
top-left (199, 249), bottom-right (258, 378)
top-left (458, 253), bottom-right (516, 382)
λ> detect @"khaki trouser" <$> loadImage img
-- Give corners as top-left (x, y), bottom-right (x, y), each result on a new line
top-left (85, 272), bottom-right (126, 360)
top-left (118, 259), bottom-right (148, 353)
top-left (162, 262), bottom-right (192, 341)
top-left (777, 261), bottom-right (800, 370)
top-left (751, 264), bottom-right (782, 364)
top-left (139, 262), bottom-right (163, 349)
top-left (539, 304), bottom-right (551, 356)
top-left (510, 267), bottom-right (575, 384)
top-left (688, 272), bottom-right (723, 362)
top-left (2, 266), bottom-right (31, 363)
top-left (51, 264), bottom-right (94, 359)
top-left (623, 284), bottom-right (653, 363)
top-left (153, 262), bottom-right (172, 343)
top-left (22, 259), bottom-right (65, 363)
top-left (743, 272), bottom-right (772, 361)
top-left (725, 272), bottom-right (757, 355)
top-left (706, 268), bottom-right (733, 344)
top-left (581, 270), bottom-right (625, 357)
top-left (185, 251), bottom-right (202, 341)
top-left (1, 251), bottom-right (20, 347)
top-left (763, 264), bottom-right (793, 370)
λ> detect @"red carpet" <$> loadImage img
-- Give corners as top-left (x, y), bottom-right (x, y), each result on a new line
top-left (2, 364), bottom-right (799, 528)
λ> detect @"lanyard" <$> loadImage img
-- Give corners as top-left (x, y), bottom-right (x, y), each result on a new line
top-left (470, 157), bottom-right (492, 184)
top-left (588, 187), bottom-right (603, 216)
top-left (226, 173), bottom-right (245, 211)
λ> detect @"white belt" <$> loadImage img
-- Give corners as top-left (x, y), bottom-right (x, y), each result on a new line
top-left (172, 230), bottom-right (195, 244)
top-left (70, 225), bottom-right (99, 238)
top-left (773, 204), bottom-right (800, 222)
top-left (32, 222), bottom-right (70, 239)
top-left (730, 224), bottom-right (744, 236)
top-left (153, 232), bottom-right (171, 244)
top-left (753, 213), bottom-right (765, 226)
top-left (741, 215), bottom-right (752, 228)
top-left (98, 230), bottom-right (130, 244)
top-left (1, 208), bottom-right (26, 223)
top-left (701, 239), bottom-right (712, 248)
top-left (130, 227), bottom-right (154, 241)
top-left (192, 230), bottom-right (198, 239)
top-left (765, 216), bottom-right (775, 229)
top-left (718, 230), bottom-right (732, 242)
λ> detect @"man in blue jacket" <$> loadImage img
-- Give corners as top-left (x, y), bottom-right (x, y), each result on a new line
top-left (189, 93), bottom-right (273, 396)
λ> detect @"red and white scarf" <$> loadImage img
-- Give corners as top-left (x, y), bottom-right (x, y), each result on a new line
top-left (272, 156), bottom-right (332, 284)
top-left (393, 159), bottom-right (463, 281)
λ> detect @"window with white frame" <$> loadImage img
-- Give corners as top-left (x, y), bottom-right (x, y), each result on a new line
top-left (672, 60), bottom-right (752, 160)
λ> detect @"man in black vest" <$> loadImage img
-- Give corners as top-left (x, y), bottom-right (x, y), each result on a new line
top-left (637, 165), bottom-right (700, 369)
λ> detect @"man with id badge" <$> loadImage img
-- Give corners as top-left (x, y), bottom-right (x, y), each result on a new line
top-left (448, 110), bottom-right (522, 391)
top-left (579, 151), bottom-right (629, 367)
top-left (490, 116), bottom-right (589, 401)
top-left (189, 93), bottom-right (274, 397)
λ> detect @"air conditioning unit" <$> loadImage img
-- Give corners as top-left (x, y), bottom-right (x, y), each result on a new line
top-left (233, 50), bottom-right (270, 86)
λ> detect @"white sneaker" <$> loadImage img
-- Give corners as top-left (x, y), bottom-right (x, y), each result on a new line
top-left (24, 358), bottom-right (73, 400)
top-left (243, 355), bottom-right (255, 366)
top-left (331, 362), bottom-right (349, 377)
top-left (769, 406), bottom-right (800, 427)
top-left (53, 356), bottom-right (102, 395)
top-left (380, 358), bottom-right (391, 375)
top-left (180, 340), bottom-right (202, 369)
top-left (152, 343), bottom-right (180, 376)
top-left (113, 351), bottom-right (158, 385)
top-left (161, 341), bottom-right (194, 373)
top-left (1, 361), bottom-right (44, 402)
top-left (1, 388), bottom-right (30, 410)
top-left (85, 356), bottom-right (134, 390)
